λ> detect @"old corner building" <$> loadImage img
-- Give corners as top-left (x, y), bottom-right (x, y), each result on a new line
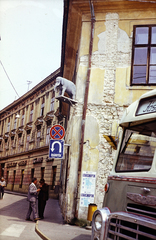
top-left (0, 68), bottom-right (67, 199)
top-left (0, 0), bottom-right (156, 223)
top-left (58, 0), bottom-right (156, 222)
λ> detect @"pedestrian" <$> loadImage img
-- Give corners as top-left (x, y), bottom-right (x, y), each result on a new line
top-left (26, 177), bottom-right (41, 222)
top-left (38, 178), bottom-right (49, 219)
top-left (0, 177), bottom-right (6, 199)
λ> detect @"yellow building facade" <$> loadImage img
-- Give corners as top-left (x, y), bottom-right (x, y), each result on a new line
top-left (0, 69), bottom-right (64, 198)
top-left (59, 0), bottom-right (156, 221)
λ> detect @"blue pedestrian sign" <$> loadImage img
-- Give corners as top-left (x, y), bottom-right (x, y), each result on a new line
top-left (49, 139), bottom-right (64, 158)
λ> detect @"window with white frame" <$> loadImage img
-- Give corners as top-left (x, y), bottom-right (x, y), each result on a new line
top-left (26, 130), bottom-right (30, 151)
top-left (21, 109), bottom-right (25, 126)
top-left (7, 118), bottom-right (10, 132)
top-left (36, 125), bottom-right (41, 148)
top-left (14, 118), bottom-right (17, 129)
top-left (18, 133), bottom-right (22, 153)
top-left (46, 120), bottom-right (51, 145)
top-left (46, 127), bottom-right (51, 145)
top-left (5, 138), bottom-right (8, 149)
top-left (36, 131), bottom-right (41, 148)
top-left (40, 98), bottom-right (45, 116)
top-left (29, 104), bottom-right (34, 122)
top-left (50, 91), bottom-right (55, 111)
top-left (11, 136), bottom-right (14, 154)
top-left (131, 25), bottom-right (156, 85)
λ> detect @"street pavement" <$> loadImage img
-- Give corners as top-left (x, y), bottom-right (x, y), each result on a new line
top-left (0, 193), bottom-right (40, 240)
top-left (0, 192), bottom-right (91, 240)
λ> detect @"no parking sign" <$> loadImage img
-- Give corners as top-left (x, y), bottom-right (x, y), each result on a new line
top-left (50, 125), bottom-right (65, 140)
top-left (49, 125), bottom-right (65, 158)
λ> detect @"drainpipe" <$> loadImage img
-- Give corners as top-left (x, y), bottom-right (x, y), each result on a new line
top-left (74, 0), bottom-right (95, 218)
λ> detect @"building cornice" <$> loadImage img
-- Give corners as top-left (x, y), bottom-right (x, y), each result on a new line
top-left (0, 68), bottom-right (61, 114)
top-left (71, 0), bottom-right (156, 13)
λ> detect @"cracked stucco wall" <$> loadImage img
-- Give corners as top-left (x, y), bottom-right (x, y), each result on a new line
top-left (60, 8), bottom-right (156, 221)
top-left (62, 12), bottom-right (130, 220)
top-left (76, 13), bottom-right (130, 218)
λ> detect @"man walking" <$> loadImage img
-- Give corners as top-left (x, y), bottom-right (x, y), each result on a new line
top-left (26, 177), bottom-right (40, 222)
top-left (38, 178), bottom-right (49, 219)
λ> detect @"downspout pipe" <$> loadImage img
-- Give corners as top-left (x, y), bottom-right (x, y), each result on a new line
top-left (74, 0), bottom-right (95, 218)
top-left (79, 0), bottom-right (95, 173)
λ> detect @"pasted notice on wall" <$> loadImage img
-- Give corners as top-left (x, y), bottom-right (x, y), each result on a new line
top-left (80, 171), bottom-right (96, 207)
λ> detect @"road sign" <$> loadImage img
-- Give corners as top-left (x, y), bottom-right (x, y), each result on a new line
top-left (49, 139), bottom-right (64, 158)
top-left (50, 125), bottom-right (65, 140)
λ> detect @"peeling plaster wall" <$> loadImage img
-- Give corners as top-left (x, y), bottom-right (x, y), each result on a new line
top-left (60, 8), bottom-right (156, 221)
top-left (77, 13), bottom-right (127, 217)
top-left (62, 13), bottom-right (127, 220)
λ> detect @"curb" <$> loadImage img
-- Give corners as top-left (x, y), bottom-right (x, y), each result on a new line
top-left (35, 221), bottom-right (51, 240)
top-left (86, 226), bottom-right (92, 230)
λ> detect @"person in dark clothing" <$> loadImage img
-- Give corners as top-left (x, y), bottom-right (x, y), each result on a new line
top-left (38, 178), bottom-right (49, 219)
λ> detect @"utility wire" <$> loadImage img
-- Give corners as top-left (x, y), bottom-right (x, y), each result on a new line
top-left (0, 60), bottom-right (20, 97)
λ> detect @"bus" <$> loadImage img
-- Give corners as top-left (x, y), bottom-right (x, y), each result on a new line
top-left (91, 89), bottom-right (156, 240)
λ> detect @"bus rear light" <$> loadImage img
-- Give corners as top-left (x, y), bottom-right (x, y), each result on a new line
top-left (104, 183), bottom-right (109, 193)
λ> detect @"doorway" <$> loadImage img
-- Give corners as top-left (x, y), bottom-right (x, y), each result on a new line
top-left (19, 169), bottom-right (24, 188)
top-left (11, 170), bottom-right (16, 191)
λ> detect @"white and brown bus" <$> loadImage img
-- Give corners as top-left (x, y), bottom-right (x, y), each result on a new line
top-left (91, 90), bottom-right (156, 240)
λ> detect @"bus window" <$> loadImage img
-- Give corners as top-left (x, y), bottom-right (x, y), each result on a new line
top-left (116, 122), bottom-right (156, 172)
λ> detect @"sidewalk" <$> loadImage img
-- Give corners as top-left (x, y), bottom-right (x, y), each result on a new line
top-left (5, 190), bottom-right (91, 240)
top-left (35, 198), bottom-right (91, 240)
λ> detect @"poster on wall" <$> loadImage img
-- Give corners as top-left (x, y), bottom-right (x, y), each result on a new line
top-left (80, 171), bottom-right (96, 207)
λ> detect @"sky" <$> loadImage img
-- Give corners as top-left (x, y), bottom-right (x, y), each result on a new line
top-left (0, 0), bottom-right (63, 110)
